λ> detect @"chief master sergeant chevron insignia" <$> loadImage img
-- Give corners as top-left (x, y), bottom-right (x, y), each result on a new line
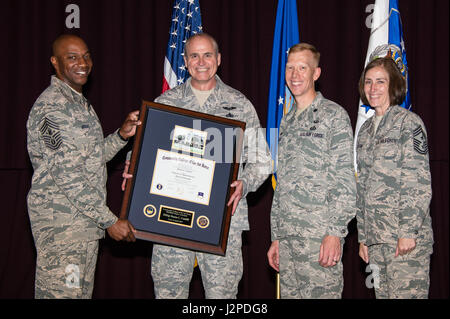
top-left (413, 125), bottom-right (428, 155)
top-left (39, 117), bottom-right (63, 150)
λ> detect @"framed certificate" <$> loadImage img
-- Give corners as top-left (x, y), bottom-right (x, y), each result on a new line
top-left (120, 101), bottom-right (246, 256)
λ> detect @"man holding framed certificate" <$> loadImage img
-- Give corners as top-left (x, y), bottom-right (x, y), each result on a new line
top-left (123, 33), bottom-right (271, 299)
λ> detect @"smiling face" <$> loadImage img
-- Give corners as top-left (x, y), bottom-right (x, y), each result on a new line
top-left (50, 35), bottom-right (92, 93)
top-left (285, 50), bottom-right (321, 106)
top-left (363, 65), bottom-right (391, 115)
top-left (184, 35), bottom-right (221, 91)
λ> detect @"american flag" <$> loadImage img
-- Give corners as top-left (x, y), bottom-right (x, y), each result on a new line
top-left (162, 0), bottom-right (203, 93)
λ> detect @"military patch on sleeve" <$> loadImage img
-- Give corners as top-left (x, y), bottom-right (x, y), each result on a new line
top-left (39, 117), bottom-right (63, 150)
top-left (413, 125), bottom-right (428, 155)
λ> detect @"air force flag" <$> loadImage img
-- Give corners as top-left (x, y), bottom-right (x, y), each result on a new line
top-left (354, 0), bottom-right (411, 172)
top-left (266, 0), bottom-right (300, 189)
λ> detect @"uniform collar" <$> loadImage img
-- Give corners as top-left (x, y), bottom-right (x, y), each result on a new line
top-left (367, 105), bottom-right (396, 136)
top-left (51, 75), bottom-right (91, 109)
top-left (184, 75), bottom-right (224, 97)
top-left (288, 91), bottom-right (324, 122)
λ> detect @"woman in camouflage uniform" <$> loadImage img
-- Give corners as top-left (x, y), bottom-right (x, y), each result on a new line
top-left (356, 56), bottom-right (433, 299)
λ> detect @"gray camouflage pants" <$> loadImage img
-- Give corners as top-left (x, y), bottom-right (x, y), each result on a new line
top-left (35, 240), bottom-right (98, 299)
top-left (368, 243), bottom-right (431, 299)
top-left (151, 228), bottom-right (243, 299)
top-left (279, 236), bottom-right (344, 299)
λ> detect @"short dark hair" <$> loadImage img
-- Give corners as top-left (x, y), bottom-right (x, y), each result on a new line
top-left (52, 34), bottom-right (85, 56)
top-left (358, 57), bottom-right (406, 106)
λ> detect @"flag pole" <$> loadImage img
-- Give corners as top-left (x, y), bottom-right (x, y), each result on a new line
top-left (276, 273), bottom-right (280, 299)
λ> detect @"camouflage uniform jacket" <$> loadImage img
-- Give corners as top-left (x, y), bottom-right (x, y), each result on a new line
top-left (356, 105), bottom-right (433, 247)
top-left (27, 76), bottom-right (126, 247)
top-left (154, 75), bottom-right (271, 230)
top-left (271, 92), bottom-right (356, 241)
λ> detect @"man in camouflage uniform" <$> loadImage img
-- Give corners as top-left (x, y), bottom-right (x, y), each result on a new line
top-left (356, 51), bottom-right (433, 299)
top-left (267, 43), bottom-right (356, 298)
top-left (27, 34), bottom-right (139, 298)
top-left (147, 33), bottom-right (271, 298)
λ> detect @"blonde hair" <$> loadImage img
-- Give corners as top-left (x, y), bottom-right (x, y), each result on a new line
top-left (288, 43), bottom-right (321, 66)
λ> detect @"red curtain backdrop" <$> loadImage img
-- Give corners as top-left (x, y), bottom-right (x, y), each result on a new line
top-left (0, 0), bottom-right (447, 299)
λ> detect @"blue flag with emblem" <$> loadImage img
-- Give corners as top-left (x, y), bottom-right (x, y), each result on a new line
top-left (266, 0), bottom-right (299, 189)
top-left (387, 0), bottom-right (410, 110)
top-left (354, 0), bottom-right (411, 172)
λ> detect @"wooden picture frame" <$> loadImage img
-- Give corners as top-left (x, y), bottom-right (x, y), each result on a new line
top-left (120, 100), bottom-right (246, 256)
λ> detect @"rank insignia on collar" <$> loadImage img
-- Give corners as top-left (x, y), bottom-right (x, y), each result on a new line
top-left (40, 117), bottom-right (63, 150)
top-left (222, 106), bottom-right (236, 111)
top-left (413, 125), bottom-right (428, 155)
